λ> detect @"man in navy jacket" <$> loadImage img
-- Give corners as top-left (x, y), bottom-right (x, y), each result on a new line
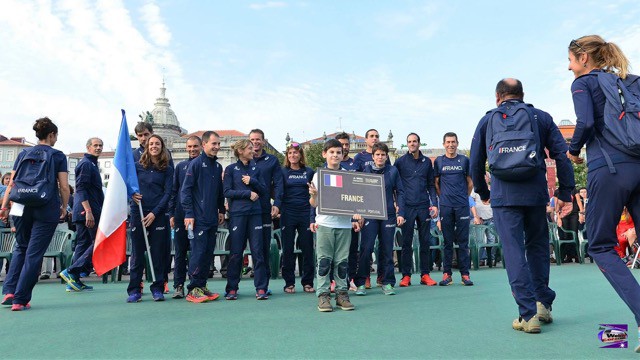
top-left (181, 131), bottom-right (226, 303)
top-left (394, 133), bottom-right (439, 287)
top-left (61, 138), bottom-right (104, 292)
top-left (168, 135), bottom-right (201, 298)
top-left (470, 78), bottom-right (575, 333)
top-left (249, 129), bottom-right (283, 291)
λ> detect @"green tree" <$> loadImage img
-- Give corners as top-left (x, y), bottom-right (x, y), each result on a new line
top-left (573, 161), bottom-right (587, 188)
top-left (305, 143), bottom-right (325, 170)
top-left (266, 148), bottom-right (285, 165)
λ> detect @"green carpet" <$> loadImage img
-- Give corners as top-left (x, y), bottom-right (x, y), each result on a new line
top-left (1, 264), bottom-right (638, 359)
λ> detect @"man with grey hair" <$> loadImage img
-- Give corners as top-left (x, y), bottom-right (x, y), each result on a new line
top-left (60, 137), bottom-right (105, 292)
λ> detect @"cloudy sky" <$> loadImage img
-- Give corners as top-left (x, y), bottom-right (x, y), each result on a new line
top-left (1, 0), bottom-right (639, 153)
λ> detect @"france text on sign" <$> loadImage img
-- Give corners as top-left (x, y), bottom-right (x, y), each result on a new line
top-left (317, 168), bottom-right (387, 220)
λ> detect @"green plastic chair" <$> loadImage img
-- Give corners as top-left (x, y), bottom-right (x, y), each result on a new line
top-left (0, 228), bottom-right (16, 265)
top-left (214, 228), bottom-right (230, 256)
top-left (44, 229), bottom-right (74, 276)
top-left (469, 224), bottom-right (504, 270)
top-left (578, 224), bottom-right (591, 263)
top-left (393, 227), bottom-right (404, 273)
top-left (548, 222), bottom-right (582, 265)
top-left (270, 229), bottom-right (281, 279)
top-left (428, 226), bottom-right (447, 265)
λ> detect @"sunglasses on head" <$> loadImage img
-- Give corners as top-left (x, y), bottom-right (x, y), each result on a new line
top-left (570, 39), bottom-right (586, 54)
top-left (288, 142), bottom-right (300, 149)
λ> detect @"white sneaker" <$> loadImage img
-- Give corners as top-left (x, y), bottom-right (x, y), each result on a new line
top-left (536, 302), bottom-right (553, 324)
top-left (349, 280), bottom-right (357, 291)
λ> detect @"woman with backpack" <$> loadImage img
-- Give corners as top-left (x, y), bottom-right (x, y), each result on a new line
top-left (0, 117), bottom-right (70, 311)
top-left (126, 134), bottom-right (173, 303)
top-left (567, 35), bottom-right (640, 351)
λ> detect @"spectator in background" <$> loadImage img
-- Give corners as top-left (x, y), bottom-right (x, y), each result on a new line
top-left (471, 190), bottom-right (497, 266)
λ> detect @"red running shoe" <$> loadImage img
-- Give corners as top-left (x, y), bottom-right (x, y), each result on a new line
top-left (420, 274), bottom-right (437, 286)
top-left (365, 277), bottom-right (372, 289)
top-left (2, 293), bottom-right (14, 305)
top-left (11, 303), bottom-right (31, 311)
top-left (399, 276), bottom-right (411, 287)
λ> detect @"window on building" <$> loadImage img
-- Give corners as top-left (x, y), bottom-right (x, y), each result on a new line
top-left (105, 174), bottom-right (110, 180)
top-left (105, 161), bottom-right (111, 168)
top-left (0, 150), bottom-right (3, 162)
top-left (6, 150), bottom-right (14, 162)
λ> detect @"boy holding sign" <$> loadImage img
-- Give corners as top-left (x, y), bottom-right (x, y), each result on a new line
top-left (309, 139), bottom-right (362, 312)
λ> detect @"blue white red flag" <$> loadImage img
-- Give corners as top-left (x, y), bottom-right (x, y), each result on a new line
top-left (324, 174), bottom-right (342, 188)
top-left (93, 110), bottom-right (139, 276)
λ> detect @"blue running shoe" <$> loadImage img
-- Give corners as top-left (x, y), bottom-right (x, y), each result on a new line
top-left (461, 275), bottom-right (474, 286)
top-left (152, 291), bottom-right (165, 301)
top-left (355, 285), bottom-right (367, 296)
top-left (60, 269), bottom-right (82, 291)
top-left (126, 292), bottom-right (142, 303)
top-left (256, 289), bottom-right (269, 300)
top-left (65, 285), bottom-right (76, 292)
top-left (77, 279), bottom-right (93, 291)
top-left (225, 290), bottom-right (238, 300)
top-left (439, 273), bottom-right (453, 286)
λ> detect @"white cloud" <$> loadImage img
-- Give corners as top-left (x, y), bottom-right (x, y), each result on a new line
top-left (0, 0), bottom-right (183, 153)
top-left (249, 1), bottom-right (287, 11)
top-left (139, 0), bottom-right (171, 47)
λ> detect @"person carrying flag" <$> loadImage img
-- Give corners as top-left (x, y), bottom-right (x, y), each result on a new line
top-left (127, 134), bottom-right (173, 303)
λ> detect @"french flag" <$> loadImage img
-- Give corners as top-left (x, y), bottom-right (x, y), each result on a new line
top-left (92, 110), bottom-right (140, 276)
top-left (324, 173), bottom-right (343, 188)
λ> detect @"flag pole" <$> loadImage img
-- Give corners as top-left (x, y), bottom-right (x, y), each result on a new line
top-left (631, 240), bottom-right (640, 270)
top-left (137, 200), bottom-right (157, 282)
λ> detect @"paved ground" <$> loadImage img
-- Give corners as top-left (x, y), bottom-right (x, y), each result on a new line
top-left (0, 262), bottom-right (638, 359)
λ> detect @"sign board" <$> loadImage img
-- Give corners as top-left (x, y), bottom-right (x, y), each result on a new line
top-left (317, 168), bottom-right (387, 220)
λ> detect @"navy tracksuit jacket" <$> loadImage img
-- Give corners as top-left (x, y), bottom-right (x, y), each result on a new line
top-left (68, 153), bottom-right (104, 277)
top-left (127, 162), bottom-right (173, 295)
top-left (355, 164), bottom-right (405, 287)
top-left (471, 99), bottom-right (574, 321)
top-left (280, 166), bottom-right (315, 288)
top-left (569, 70), bottom-right (640, 325)
top-left (181, 152), bottom-right (225, 291)
top-left (253, 150), bottom-right (283, 285)
top-left (223, 159), bottom-right (269, 293)
top-left (168, 157), bottom-right (195, 288)
top-left (434, 154), bottom-right (472, 276)
top-left (394, 151), bottom-right (438, 276)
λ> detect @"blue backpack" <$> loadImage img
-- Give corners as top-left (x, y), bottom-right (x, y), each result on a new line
top-left (595, 72), bottom-right (640, 173)
top-left (485, 102), bottom-right (544, 181)
top-left (9, 147), bottom-right (57, 206)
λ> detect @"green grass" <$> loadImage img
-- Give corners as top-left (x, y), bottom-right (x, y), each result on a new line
top-left (1, 263), bottom-right (638, 359)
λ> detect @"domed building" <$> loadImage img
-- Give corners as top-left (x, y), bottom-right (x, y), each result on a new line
top-left (139, 81), bottom-right (186, 150)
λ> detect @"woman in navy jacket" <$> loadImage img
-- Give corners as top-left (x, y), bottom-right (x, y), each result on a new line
top-left (223, 139), bottom-right (268, 300)
top-left (355, 142), bottom-right (405, 296)
top-left (568, 35), bottom-right (640, 351)
top-left (1, 117), bottom-right (69, 310)
top-left (281, 143), bottom-right (315, 293)
top-left (127, 134), bottom-right (173, 303)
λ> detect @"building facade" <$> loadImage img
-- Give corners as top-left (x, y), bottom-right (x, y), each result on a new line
top-left (298, 130), bottom-right (398, 162)
top-left (0, 135), bottom-right (33, 175)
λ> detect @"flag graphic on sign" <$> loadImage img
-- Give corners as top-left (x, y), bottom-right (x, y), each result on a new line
top-left (324, 174), bottom-right (343, 188)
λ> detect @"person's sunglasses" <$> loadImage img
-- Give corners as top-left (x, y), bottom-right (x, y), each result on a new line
top-left (570, 39), bottom-right (586, 54)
